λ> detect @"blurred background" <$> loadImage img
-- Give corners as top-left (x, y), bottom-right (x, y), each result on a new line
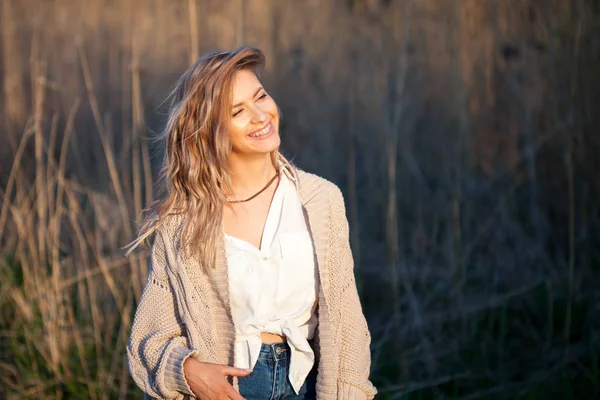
top-left (1, 0), bottom-right (599, 398)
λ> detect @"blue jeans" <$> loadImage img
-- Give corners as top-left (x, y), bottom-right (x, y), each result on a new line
top-left (238, 342), bottom-right (317, 400)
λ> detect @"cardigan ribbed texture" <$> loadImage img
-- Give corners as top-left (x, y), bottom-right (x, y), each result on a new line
top-left (126, 169), bottom-right (377, 399)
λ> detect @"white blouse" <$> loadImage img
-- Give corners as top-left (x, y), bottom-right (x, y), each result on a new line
top-left (224, 167), bottom-right (319, 395)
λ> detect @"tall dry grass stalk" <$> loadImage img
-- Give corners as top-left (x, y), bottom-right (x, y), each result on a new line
top-left (346, 79), bottom-right (361, 290)
top-left (1, 0), bottom-right (28, 150)
top-left (563, 0), bottom-right (584, 363)
top-left (132, 38), bottom-right (153, 285)
top-left (188, 0), bottom-right (199, 64)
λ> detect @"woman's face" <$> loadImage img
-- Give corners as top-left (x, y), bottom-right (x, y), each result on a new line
top-left (228, 69), bottom-right (280, 157)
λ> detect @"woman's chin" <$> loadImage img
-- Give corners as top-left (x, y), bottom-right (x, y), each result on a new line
top-left (248, 136), bottom-right (280, 154)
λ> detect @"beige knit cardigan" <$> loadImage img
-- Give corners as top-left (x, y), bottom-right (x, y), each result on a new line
top-left (127, 168), bottom-right (377, 399)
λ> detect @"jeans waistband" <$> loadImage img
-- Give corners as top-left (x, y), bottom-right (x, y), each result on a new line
top-left (258, 342), bottom-right (290, 361)
top-left (257, 338), bottom-right (315, 361)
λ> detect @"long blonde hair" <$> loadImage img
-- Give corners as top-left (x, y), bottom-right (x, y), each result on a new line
top-left (126, 46), bottom-right (280, 267)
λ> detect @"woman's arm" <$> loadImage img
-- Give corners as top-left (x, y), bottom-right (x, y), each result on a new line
top-left (330, 187), bottom-right (378, 400)
top-left (127, 230), bottom-right (251, 399)
top-left (126, 230), bottom-right (199, 399)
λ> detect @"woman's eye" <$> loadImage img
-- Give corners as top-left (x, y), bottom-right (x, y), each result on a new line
top-left (258, 93), bottom-right (267, 100)
top-left (233, 109), bottom-right (243, 117)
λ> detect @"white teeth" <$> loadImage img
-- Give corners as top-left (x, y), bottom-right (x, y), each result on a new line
top-left (249, 124), bottom-right (271, 138)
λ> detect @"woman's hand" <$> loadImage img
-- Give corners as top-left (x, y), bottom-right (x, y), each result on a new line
top-left (183, 357), bottom-right (252, 400)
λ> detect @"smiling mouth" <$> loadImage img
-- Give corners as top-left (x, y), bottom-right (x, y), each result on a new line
top-left (248, 122), bottom-right (273, 138)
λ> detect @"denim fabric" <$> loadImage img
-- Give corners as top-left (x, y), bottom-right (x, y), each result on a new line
top-left (238, 342), bottom-right (317, 400)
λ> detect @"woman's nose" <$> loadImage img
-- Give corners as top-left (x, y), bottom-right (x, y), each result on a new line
top-left (250, 105), bottom-right (268, 123)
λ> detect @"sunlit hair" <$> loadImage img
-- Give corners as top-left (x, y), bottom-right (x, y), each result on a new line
top-left (125, 46), bottom-right (281, 267)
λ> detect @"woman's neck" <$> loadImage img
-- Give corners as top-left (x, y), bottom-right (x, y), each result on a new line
top-left (228, 153), bottom-right (277, 198)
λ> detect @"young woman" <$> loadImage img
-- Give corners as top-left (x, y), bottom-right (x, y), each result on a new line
top-left (126, 46), bottom-right (376, 400)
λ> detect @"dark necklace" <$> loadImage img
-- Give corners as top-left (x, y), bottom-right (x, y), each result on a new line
top-left (226, 173), bottom-right (279, 203)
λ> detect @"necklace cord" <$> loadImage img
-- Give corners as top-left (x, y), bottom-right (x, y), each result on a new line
top-left (226, 172), bottom-right (279, 203)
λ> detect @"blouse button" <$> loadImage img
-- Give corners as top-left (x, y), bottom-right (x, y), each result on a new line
top-left (263, 256), bottom-right (268, 261)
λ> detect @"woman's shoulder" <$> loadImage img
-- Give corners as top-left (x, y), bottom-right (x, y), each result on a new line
top-left (294, 168), bottom-right (345, 206)
top-left (152, 211), bottom-right (186, 248)
top-left (279, 155), bottom-right (341, 199)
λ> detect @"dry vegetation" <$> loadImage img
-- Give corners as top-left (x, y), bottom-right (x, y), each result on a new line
top-left (1, 0), bottom-right (599, 399)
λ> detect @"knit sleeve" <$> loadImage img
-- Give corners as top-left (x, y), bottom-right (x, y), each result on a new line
top-left (127, 230), bottom-right (199, 399)
top-left (330, 186), bottom-right (378, 400)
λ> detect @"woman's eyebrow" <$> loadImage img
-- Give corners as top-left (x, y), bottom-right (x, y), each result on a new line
top-left (232, 87), bottom-right (263, 108)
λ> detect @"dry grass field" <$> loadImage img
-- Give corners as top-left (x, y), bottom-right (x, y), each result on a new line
top-left (1, 0), bottom-right (599, 398)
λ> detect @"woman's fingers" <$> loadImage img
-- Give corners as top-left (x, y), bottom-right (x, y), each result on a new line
top-left (221, 366), bottom-right (253, 377)
top-left (184, 359), bottom-right (250, 399)
top-left (224, 384), bottom-right (246, 400)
